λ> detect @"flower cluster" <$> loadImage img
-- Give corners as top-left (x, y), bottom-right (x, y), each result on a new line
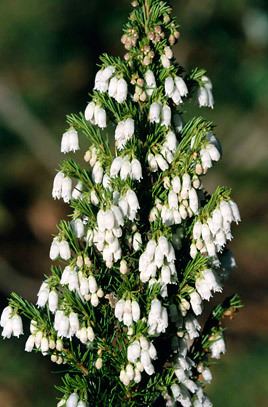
top-left (139, 236), bottom-right (176, 287)
top-left (50, 238), bottom-right (71, 261)
top-left (147, 299), bottom-right (168, 335)
top-left (61, 128), bottom-right (80, 154)
top-left (149, 102), bottom-right (171, 126)
top-left (160, 46), bottom-right (174, 68)
top-left (52, 172), bottom-right (73, 203)
top-left (195, 268), bottom-right (222, 301)
top-left (54, 310), bottom-right (94, 344)
top-left (191, 199), bottom-right (241, 258)
top-left (61, 266), bottom-right (104, 306)
top-left (147, 130), bottom-right (178, 172)
top-left (93, 206), bottom-right (124, 268)
top-left (0, 306), bottom-right (23, 339)
top-left (94, 206), bottom-right (123, 261)
top-left (115, 118), bottom-right (135, 150)
top-left (58, 393), bottom-right (88, 407)
top-left (120, 336), bottom-right (157, 385)
top-left (168, 382), bottom-right (201, 407)
top-left (115, 298), bottom-right (141, 327)
top-left (165, 75), bottom-right (188, 104)
top-left (37, 281), bottom-right (59, 312)
top-left (118, 189), bottom-right (140, 221)
top-left (163, 342), bottom-right (213, 407)
top-left (94, 65), bottom-right (128, 103)
top-left (121, 28), bottom-right (139, 50)
top-left (132, 69), bottom-right (158, 101)
top-left (151, 173), bottom-right (202, 228)
top-left (184, 314), bottom-right (201, 340)
top-left (85, 101), bottom-right (107, 129)
top-left (25, 320), bottom-right (62, 358)
top-left (192, 132), bottom-right (221, 174)
top-left (110, 156), bottom-right (142, 181)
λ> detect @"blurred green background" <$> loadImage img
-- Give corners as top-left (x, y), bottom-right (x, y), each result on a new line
top-left (0, 0), bottom-right (267, 405)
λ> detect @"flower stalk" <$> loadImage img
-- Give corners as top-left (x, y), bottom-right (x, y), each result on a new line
top-left (1, 1), bottom-right (242, 406)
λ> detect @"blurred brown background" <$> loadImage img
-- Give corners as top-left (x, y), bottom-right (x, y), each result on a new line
top-left (0, 0), bottom-right (267, 406)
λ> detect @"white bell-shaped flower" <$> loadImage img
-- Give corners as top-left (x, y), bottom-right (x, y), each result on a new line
top-left (120, 158), bottom-right (131, 180)
top-left (155, 154), bottom-right (168, 171)
top-left (37, 282), bottom-right (49, 307)
top-left (110, 156), bottom-right (123, 177)
top-left (189, 188), bottom-right (199, 214)
top-left (210, 336), bottom-right (226, 359)
top-left (59, 240), bottom-right (71, 260)
top-left (48, 290), bottom-right (58, 313)
top-left (145, 70), bottom-right (156, 96)
top-left (115, 78), bottom-right (128, 103)
top-left (40, 336), bottom-right (49, 353)
top-left (25, 334), bottom-right (35, 352)
top-left (206, 143), bottom-right (220, 162)
top-left (124, 118), bottom-right (135, 138)
top-left (94, 69), bottom-right (108, 93)
top-left (161, 54), bottom-right (170, 68)
top-left (92, 161), bottom-right (104, 184)
top-left (101, 65), bottom-right (115, 81)
top-left (52, 171), bottom-right (64, 200)
top-left (61, 176), bottom-right (72, 203)
top-left (66, 393), bottom-right (79, 407)
top-left (71, 218), bottom-right (85, 238)
top-left (108, 76), bottom-right (118, 98)
top-left (95, 107), bottom-right (107, 129)
top-left (131, 159), bottom-right (143, 181)
top-left (174, 76), bottom-right (188, 97)
top-left (61, 128), bottom-right (79, 154)
top-left (147, 153), bottom-right (158, 172)
top-left (126, 190), bottom-right (140, 211)
top-left (115, 299), bottom-right (125, 321)
top-left (198, 76), bottom-right (214, 109)
top-left (189, 291), bottom-right (203, 316)
top-left (0, 306), bottom-right (12, 328)
top-left (84, 101), bottom-right (95, 122)
top-left (11, 314), bottom-right (24, 337)
top-left (149, 102), bottom-right (161, 123)
top-left (229, 200), bottom-right (241, 224)
top-left (161, 105), bottom-right (171, 127)
top-left (165, 77), bottom-right (175, 97)
top-left (131, 300), bottom-right (140, 322)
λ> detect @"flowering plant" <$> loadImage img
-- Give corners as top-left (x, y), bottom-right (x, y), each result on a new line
top-left (1, 1), bottom-right (242, 406)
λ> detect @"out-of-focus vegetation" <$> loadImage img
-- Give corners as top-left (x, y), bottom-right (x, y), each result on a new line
top-left (211, 340), bottom-right (268, 406)
top-left (0, 0), bottom-right (267, 405)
